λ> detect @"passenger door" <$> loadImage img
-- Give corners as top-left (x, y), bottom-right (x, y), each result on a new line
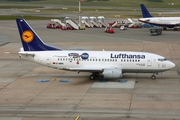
top-left (147, 57), bottom-right (152, 66)
top-left (46, 56), bottom-right (51, 66)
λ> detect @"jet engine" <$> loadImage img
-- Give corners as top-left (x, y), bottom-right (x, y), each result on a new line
top-left (102, 68), bottom-right (122, 79)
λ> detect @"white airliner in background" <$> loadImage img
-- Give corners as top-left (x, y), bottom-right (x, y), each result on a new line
top-left (139, 4), bottom-right (180, 30)
top-left (16, 18), bottom-right (175, 80)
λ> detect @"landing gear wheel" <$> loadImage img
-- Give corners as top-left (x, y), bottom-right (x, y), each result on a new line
top-left (151, 75), bottom-right (156, 80)
top-left (89, 75), bottom-right (95, 80)
top-left (163, 27), bottom-right (167, 30)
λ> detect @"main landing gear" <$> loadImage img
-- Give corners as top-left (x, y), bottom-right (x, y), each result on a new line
top-left (89, 73), bottom-right (99, 80)
top-left (89, 75), bottom-right (95, 80)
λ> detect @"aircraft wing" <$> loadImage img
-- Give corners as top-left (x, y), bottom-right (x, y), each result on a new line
top-left (61, 68), bottom-right (103, 72)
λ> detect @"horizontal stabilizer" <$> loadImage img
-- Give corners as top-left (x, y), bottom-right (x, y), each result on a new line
top-left (19, 52), bottom-right (35, 57)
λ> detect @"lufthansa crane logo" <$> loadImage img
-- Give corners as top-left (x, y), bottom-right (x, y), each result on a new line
top-left (22, 30), bottom-right (34, 43)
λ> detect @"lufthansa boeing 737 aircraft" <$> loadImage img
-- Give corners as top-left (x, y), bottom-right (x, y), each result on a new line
top-left (16, 18), bottom-right (175, 80)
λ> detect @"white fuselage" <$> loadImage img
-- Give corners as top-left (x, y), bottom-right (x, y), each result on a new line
top-left (19, 50), bottom-right (175, 73)
top-left (139, 17), bottom-right (180, 27)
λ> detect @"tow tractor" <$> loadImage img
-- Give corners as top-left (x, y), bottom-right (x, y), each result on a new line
top-left (150, 26), bottom-right (162, 36)
top-left (105, 26), bottom-right (114, 33)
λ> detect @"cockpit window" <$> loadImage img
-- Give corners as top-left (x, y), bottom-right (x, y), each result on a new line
top-left (158, 58), bottom-right (167, 62)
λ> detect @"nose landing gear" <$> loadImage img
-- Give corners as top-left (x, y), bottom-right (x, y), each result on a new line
top-left (151, 72), bottom-right (162, 80)
top-left (151, 75), bottom-right (156, 80)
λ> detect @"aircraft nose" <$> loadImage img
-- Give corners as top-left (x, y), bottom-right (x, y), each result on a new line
top-left (169, 61), bottom-right (175, 69)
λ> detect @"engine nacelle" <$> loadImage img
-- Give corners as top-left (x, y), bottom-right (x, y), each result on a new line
top-left (103, 68), bottom-right (122, 79)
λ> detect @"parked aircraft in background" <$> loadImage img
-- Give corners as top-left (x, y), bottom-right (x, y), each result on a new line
top-left (16, 18), bottom-right (175, 80)
top-left (138, 4), bottom-right (180, 30)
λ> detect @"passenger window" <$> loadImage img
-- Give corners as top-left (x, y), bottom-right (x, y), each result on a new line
top-left (158, 59), bottom-right (162, 61)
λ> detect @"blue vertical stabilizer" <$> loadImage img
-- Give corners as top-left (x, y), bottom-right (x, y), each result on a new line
top-left (140, 4), bottom-right (152, 18)
top-left (16, 18), bottom-right (61, 51)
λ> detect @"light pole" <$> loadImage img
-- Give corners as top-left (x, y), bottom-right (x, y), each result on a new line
top-left (79, 0), bottom-right (83, 27)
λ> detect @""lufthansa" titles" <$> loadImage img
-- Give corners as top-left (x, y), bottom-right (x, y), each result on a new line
top-left (111, 53), bottom-right (145, 59)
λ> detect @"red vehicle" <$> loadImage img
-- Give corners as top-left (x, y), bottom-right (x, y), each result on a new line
top-left (47, 23), bottom-right (62, 29)
top-left (47, 23), bottom-right (76, 30)
top-left (105, 26), bottom-right (114, 33)
top-left (47, 23), bottom-right (56, 29)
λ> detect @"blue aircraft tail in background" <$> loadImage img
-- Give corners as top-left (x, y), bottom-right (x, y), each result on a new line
top-left (140, 4), bottom-right (152, 18)
top-left (16, 18), bottom-right (61, 51)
